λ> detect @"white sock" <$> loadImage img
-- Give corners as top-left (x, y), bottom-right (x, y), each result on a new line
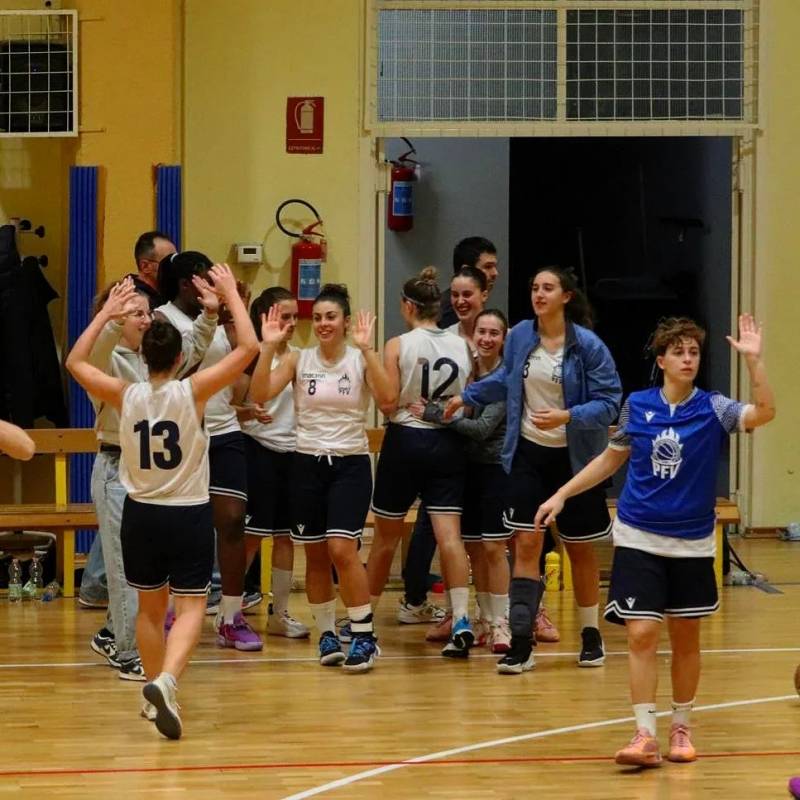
top-left (449, 587), bottom-right (469, 621)
top-left (369, 594), bottom-right (382, 613)
top-left (577, 604), bottom-right (599, 631)
top-left (633, 703), bottom-right (657, 736)
top-left (476, 591), bottom-right (491, 621)
top-left (489, 593), bottom-right (508, 624)
top-left (221, 594), bottom-right (242, 624)
top-left (671, 699), bottom-right (694, 727)
top-left (271, 568), bottom-right (292, 617)
top-left (309, 599), bottom-right (337, 635)
top-left (348, 603), bottom-right (373, 635)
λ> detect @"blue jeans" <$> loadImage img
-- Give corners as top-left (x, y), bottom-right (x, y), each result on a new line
top-left (78, 532), bottom-right (108, 604)
top-left (91, 452), bottom-right (139, 662)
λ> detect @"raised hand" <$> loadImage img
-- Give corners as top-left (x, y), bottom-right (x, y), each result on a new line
top-left (102, 276), bottom-right (137, 321)
top-left (191, 274), bottom-right (221, 315)
top-left (351, 309), bottom-right (376, 352)
top-left (726, 313), bottom-right (763, 361)
top-left (260, 305), bottom-right (285, 347)
top-left (207, 263), bottom-right (238, 302)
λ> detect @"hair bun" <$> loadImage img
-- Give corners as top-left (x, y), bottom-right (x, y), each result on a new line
top-left (418, 266), bottom-right (438, 284)
top-left (318, 283), bottom-right (349, 301)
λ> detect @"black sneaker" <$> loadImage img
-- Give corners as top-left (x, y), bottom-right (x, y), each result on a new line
top-left (496, 636), bottom-right (535, 674)
top-left (90, 628), bottom-right (120, 668)
top-left (118, 656), bottom-right (147, 682)
top-left (342, 634), bottom-right (379, 673)
top-left (578, 626), bottom-right (605, 667)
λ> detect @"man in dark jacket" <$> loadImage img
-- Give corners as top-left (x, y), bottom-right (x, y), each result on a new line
top-left (129, 231), bottom-right (176, 310)
top-left (438, 236), bottom-right (499, 328)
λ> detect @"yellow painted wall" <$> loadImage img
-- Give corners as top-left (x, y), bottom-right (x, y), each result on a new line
top-left (183, 0), bottom-right (366, 346)
top-left (750, 0), bottom-right (800, 526)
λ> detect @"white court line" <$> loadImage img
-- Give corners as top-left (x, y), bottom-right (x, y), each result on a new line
top-left (1, 646), bottom-right (800, 671)
top-left (280, 693), bottom-right (799, 800)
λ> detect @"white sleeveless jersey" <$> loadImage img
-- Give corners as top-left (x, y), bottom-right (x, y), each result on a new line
top-left (242, 346), bottom-right (298, 453)
top-left (119, 379), bottom-right (209, 505)
top-left (157, 302), bottom-right (239, 437)
top-left (392, 327), bottom-right (473, 429)
top-left (294, 346), bottom-right (369, 456)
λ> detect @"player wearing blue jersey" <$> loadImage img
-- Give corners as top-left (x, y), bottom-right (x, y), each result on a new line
top-left (535, 315), bottom-right (775, 767)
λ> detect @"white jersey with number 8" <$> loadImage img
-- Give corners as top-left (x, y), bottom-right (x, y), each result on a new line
top-left (119, 379), bottom-right (210, 506)
top-left (392, 327), bottom-right (472, 429)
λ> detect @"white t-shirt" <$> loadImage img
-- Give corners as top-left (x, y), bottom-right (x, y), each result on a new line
top-left (294, 346), bottom-right (369, 456)
top-left (520, 345), bottom-right (567, 447)
top-left (242, 346), bottom-right (297, 453)
top-left (446, 322), bottom-right (478, 360)
top-left (157, 302), bottom-right (239, 437)
top-left (612, 518), bottom-right (716, 558)
top-left (392, 327), bottom-right (473, 429)
top-left (119, 379), bottom-right (209, 506)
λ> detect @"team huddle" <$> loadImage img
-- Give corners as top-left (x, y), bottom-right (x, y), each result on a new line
top-left (66, 233), bottom-right (775, 767)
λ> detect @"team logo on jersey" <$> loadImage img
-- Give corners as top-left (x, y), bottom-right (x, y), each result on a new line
top-left (338, 373), bottom-right (352, 396)
top-left (645, 411), bottom-right (655, 422)
top-left (296, 523), bottom-right (305, 534)
top-left (625, 597), bottom-right (636, 609)
top-left (651, 427), bottom-right (683, 480)
top-left (551, 360), bottom-right (563, 385)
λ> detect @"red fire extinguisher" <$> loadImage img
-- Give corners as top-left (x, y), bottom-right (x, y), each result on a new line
top-left (387, 138), bottom-right (418, 232)
top-left (276, 199), bottom-right (326, 319)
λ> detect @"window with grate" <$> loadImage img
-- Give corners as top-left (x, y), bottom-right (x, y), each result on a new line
top-left (567, 8), bottom-right (744, 121)
top-left (0, 11), bottom-right (77, 137)
top-left (378, 9), bottom-right (557, 122)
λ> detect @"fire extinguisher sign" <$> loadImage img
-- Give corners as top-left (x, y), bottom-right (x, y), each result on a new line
top-left (286, 97), bottom-right (324, 154)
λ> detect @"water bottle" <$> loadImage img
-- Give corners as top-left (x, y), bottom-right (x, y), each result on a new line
top-left (41, 580), bottom-right (61, 602)
top-left (544, 551), bottom-right (561, 592)
top-left (8, 559), bottom-right (22, 603)
top-left (23, 557), bottom-right (43, 600)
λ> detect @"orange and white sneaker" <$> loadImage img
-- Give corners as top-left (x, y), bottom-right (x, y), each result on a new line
top-left (614, 728), bottom-right (662, 767)
top-left (490, 618), bottom-right (511, 654)
top-left (425, 612), bottom-right (453, 642)
top-left (667, 724), bottom-right (696, 763)
top-left (534, 607), bottom-right (560, 643)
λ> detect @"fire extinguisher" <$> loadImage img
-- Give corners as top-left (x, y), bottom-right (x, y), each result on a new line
top-left (276, 199), bottom-right (326, 319)
top-left (387, 137), bottom-right (418, 232)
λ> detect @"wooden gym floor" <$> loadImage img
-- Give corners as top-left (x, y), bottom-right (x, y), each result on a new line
top-left (1, 537), bottom-right (799, 799)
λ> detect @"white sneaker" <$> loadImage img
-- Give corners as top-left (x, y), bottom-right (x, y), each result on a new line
top-left (140, 701), bottom-right (157, 722)
top-left (397, 598), bottom-right (446, 624)
top-left (142, 674), bottom-right (182, 740)
top-left (267, 604), bottom-right (310, 639)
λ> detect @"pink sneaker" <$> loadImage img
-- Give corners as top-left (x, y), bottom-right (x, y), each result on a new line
top-left (614, 728), bottom-right (662, 767)
top-left (164, 609), bottom-right (176, 636)
top-left (216, 612), bottom-right (263, 651)
top-left (667, 724), bottom-right (696, 763)
top-left (490, 618), bottom-right (511, 654)
top-left (534, 607), bottom-right (560, 643)
top-left (425, 612), bottom-right (452, 642)
top-left (788, 776), bottom-right (800, 798)
top-left (473, 618), bottom-right (491, 647)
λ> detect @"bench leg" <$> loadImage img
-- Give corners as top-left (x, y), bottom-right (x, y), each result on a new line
top-left (56, 529), bottom-right (76, 598)
top-left (260, 537), bottom-right (274, 598)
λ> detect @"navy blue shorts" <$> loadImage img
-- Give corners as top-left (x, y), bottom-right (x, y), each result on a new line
top-left (371, 423), bottom-right (466, 519)
top-left (121, 497), bottom-right (214, 596)
top-left (209, 431), bottom-right (248, 503)
top-left (289, 453), bottom-right (372, 542)
top-left (461, 461), bottom-right (510, 542)
top-left (504, 437), bottom-right (611, 542)
top-left (244, 436), bottom-right (292, 537)
top-left (605, 546), bottom-right (719, 625)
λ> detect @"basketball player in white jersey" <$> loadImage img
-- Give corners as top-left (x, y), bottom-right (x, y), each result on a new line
top-left (367, 267), bottom-right (476, 657)
top-left (157, 252), bottom-right (262, 651)
top-left (251, 284), bottom-right (394, 672)
top-left (233, 286), bottom-right (309, 639)
top-left (66, 266), bottom-right (258, 739)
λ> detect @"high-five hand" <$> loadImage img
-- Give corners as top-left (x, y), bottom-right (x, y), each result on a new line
top-left (191, 274), bottom-right (221, 315)
top-left (102, 277), bottom-right (138, 321)
top-left (726, 313), bottom-right (763, 361)
top-left (207, 263), bottom-right (238, 302)
top-left (352, 310), bottom-right (376, 352)
top-left (260, 305), bottom-right (285, 347)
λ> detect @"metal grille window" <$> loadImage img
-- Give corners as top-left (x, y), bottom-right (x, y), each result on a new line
top-left (378, 9), bottom-right (557, 121)
top-left (567, 9), bottom-right (743, 121)
top-left (0, 10), bottom-right (78, 137)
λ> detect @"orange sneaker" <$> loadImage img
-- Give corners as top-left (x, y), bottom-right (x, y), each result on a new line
top-left (667, 724), bottom-right (696, 763)
top-left (614, 728), bottom-right (662, 767)
top-left (534, 607), bottom-right (560, 643)
top-left (425, 612), bottom-right (453, 642)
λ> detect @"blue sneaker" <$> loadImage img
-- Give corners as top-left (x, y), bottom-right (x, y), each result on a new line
top-left (338, 619), bottom-right (352, 643)
top-left (318, 630), bottom-right (346, 666)
top-left (342, 634), bottom-right (379, 673)
top-left (442, 615), bottom-right (474, 658)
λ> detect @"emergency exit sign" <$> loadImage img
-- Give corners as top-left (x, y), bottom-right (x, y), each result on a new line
top-left (286, 97), bottom-right (324, 154)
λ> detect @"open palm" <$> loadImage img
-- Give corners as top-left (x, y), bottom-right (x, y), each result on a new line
top-left (351, 309), bottom-right (376, 352)
top-left (726, 313), bottom-right (762, 360)
top-left (260, 305), bottom-right (284, 346)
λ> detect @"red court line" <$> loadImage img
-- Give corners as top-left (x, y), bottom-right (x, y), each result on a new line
top-left (3, 750), bottom-right (800, 779)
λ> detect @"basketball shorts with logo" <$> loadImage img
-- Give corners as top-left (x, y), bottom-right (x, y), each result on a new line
top-left (244, 436), bottom-right (292, 537)
top-left (289, 452), bottom-right (372, 542)
top-left (371, 423), bottom-right (466, 519)
top-left (121, 497), bottom-right (214, 596)
top-left (503, 437), bottom-right (611, 542)
top-left (461, 461), bottom-right (510, 542)
top-left (209, 431), bottom-right (248, 502)
top-left (604, 546), bottom-right (719, 625)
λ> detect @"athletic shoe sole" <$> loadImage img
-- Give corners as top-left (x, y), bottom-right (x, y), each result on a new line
top-left (667, 751), bottom-right (696, 763)
top-left (578, 654), bottom-right (606, 668)
top-left (78, 598), bottom-right (108, 609)
top-left (118, 667), bottom-right (147, 682)
top-left (452, 628), bottom-right (475, 650)
top-left (497, 653), bottom-right (536, 674)
top-left (614, 752), bottom-right (662, 767)
top-left (319, 651), bottom-right (346, 666)
top-left (90, 640), bottom-right (121, 668)
top-left (342, 653), bottom-right (377, 673)
top-left (441, 642), bottom-right (469, 659)
top-left (215, 634), bottom-right (263, 652)
top-left (142, 682), bottom-right (182, 740)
